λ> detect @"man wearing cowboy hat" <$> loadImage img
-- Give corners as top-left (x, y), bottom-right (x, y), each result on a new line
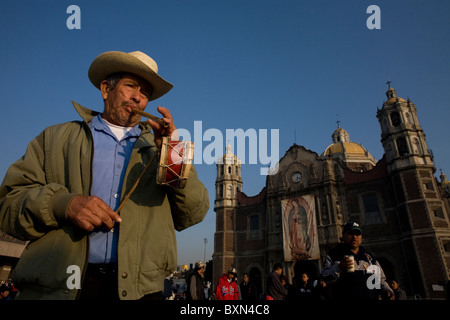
top-left (0, 51), bottom-right (209, 300)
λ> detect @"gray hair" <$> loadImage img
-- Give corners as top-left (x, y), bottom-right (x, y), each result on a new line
top-left (105, 72), bottom-right (126, 90)
top-left (104, 72), bottom-right (153, 99)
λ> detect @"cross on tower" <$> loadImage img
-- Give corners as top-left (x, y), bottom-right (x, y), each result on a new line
top-left (386, 80), bottom-right (392, 88)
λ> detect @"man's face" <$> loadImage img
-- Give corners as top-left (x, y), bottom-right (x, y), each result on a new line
top-left (342, 231), bottom-right (362, 251)
top-left (301, 273), bottom-right (309, 283)
top-left (389, 280), bottom-right (399, 290)
top-left (101, 73), bottom-right (152, 127)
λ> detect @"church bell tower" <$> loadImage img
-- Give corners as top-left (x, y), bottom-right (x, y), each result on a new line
top-left (376, 82), bottom-right (433, 173)
top-left (377, 82), bottom-right (450, 299)
top-left (212, 144), bottom-right (242, 287)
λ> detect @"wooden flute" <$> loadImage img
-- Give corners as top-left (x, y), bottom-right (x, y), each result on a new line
top-left (131, 108), bottom-right (168, 127)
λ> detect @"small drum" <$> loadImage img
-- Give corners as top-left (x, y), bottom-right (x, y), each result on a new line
top-left (157, 136), bottom-right (194, 189)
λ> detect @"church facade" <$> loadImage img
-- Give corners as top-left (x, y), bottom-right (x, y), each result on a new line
top-left (213, 85), bottom-right (450, 299)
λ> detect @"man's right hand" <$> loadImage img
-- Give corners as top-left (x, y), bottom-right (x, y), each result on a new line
top-left (66, 195), bottom-right (122, 232)
top-left (338, 256), bottom-right (354, 271)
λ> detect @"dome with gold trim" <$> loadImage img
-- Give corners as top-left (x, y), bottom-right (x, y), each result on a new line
top-left (321, 125), bottom-right (377, 172)
top-left (323, 141), bottom-right (368, 157)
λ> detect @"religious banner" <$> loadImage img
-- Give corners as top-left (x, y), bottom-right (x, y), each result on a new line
top-left (281, 194), bottom-right (320, 261)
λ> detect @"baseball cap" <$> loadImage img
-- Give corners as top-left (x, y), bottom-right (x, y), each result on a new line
top-left (342, 221), bottom-right (362, 235)
top-left (228, 267), bottom-right (237, 277)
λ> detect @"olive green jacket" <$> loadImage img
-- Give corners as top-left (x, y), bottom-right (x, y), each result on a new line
top-left (0, 102), bottom-right (209, 300)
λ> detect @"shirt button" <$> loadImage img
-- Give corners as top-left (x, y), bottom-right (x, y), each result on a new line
top-left (122, 272), bottom-right (128, 279)
top-left (122, 290), bottom-right (127, 297)
top-left (114, 194), bottom-right (118, 199)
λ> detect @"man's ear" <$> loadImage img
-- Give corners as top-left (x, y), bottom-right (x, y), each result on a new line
top-left (100, 80), bottom-right (110, 100)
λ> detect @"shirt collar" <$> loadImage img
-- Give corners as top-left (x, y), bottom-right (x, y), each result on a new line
top-left (89, 114), bottom-right (141, 140)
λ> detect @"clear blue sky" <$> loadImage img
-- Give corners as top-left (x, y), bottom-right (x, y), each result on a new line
top-left (1, 0), bottom-right (449, 266)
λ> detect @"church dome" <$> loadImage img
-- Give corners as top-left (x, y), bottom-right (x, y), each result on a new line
top-left (321, 125), bottom-right (377, 171)
top-left (323, 141), bottom-right (369, 157)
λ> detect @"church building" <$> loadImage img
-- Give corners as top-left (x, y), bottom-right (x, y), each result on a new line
top-left (213, 84), bottom-right (450, 299)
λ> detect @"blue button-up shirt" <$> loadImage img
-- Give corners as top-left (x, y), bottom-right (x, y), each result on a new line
top-left (88, 115), bottom-right (141, 263)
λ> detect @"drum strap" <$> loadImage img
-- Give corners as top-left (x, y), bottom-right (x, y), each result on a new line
top-left (114, 149), bottom-right (160, 214)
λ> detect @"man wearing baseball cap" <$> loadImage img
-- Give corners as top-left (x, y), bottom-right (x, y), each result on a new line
top-left (320, 222), bottom-right (394, 300)
top-left (216, 267), bottom-right (239, 300)
top-left (0, 50), bottom-right (209, 300)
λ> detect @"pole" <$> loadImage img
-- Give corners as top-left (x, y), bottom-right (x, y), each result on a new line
top-left (203, 238), bottom-right (208, 262)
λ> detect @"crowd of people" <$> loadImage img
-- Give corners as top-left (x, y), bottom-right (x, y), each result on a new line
top-left (183, 222), bottom-right (413, 301)
top-left (180, 261), bottom-right (409, 301)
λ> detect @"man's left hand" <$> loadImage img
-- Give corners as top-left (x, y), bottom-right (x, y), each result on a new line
top-left (147, 106), bottom-right (177, 149)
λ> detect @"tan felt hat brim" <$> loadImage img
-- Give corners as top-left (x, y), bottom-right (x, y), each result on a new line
top-left (88, 51), bottom-right (173, 101)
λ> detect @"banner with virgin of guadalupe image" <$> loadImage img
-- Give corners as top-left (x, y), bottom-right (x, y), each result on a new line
top-left (281, 195), bottom-right (320, 262)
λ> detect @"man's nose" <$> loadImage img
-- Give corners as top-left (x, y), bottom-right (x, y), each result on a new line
top-left (131, 91), bottom-right (141, 104)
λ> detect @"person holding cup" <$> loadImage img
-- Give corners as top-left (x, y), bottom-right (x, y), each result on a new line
top-left (320, 222), bottom-right (394, 300)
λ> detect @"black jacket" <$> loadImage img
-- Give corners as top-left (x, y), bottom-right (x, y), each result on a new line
top-left (321, 244), bottom-right (382, 300)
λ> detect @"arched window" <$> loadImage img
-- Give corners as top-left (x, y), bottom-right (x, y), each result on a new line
top-left (362, 193), bottom-right (382, 224)
top-left (390, 112), bottom-right (401, 127)
top-left (249, 215), bottom-right (260, 239)
top-left (396, 137), bottom-right (409, 156)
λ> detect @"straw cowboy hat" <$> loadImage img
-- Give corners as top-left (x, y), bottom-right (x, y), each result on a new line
top-left (88, 50), bottom-right (173, 101)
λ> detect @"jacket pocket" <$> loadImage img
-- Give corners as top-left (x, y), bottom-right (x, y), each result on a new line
top-left (138, 268), bottom-right (167, 296)
top-left (14, 227), bottom-right (86, 292)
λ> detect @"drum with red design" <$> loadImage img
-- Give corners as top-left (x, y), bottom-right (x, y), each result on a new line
top-left (157, 136), bottom-right (194, 189)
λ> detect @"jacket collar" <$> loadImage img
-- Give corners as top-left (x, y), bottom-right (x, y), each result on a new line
top-left (71, 101), bottom-right (155, 148)
top-left (72, 100), bottom-right (100, 123)
top-left (72, 101), bottom-right (153, 133)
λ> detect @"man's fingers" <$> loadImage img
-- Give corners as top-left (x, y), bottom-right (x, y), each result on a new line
top-left (156, 106), bottom-right (172, 120)
top-left (67, 195), bottom-right (122, 232)
top-left (95, 198), bottom-right (122, 224)
top-left (147, 118), bottom-right (162, 133)
top-left (156, 106), bottom-right (176, 132)
top-left (75, 218), bottom-right (94, 232)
